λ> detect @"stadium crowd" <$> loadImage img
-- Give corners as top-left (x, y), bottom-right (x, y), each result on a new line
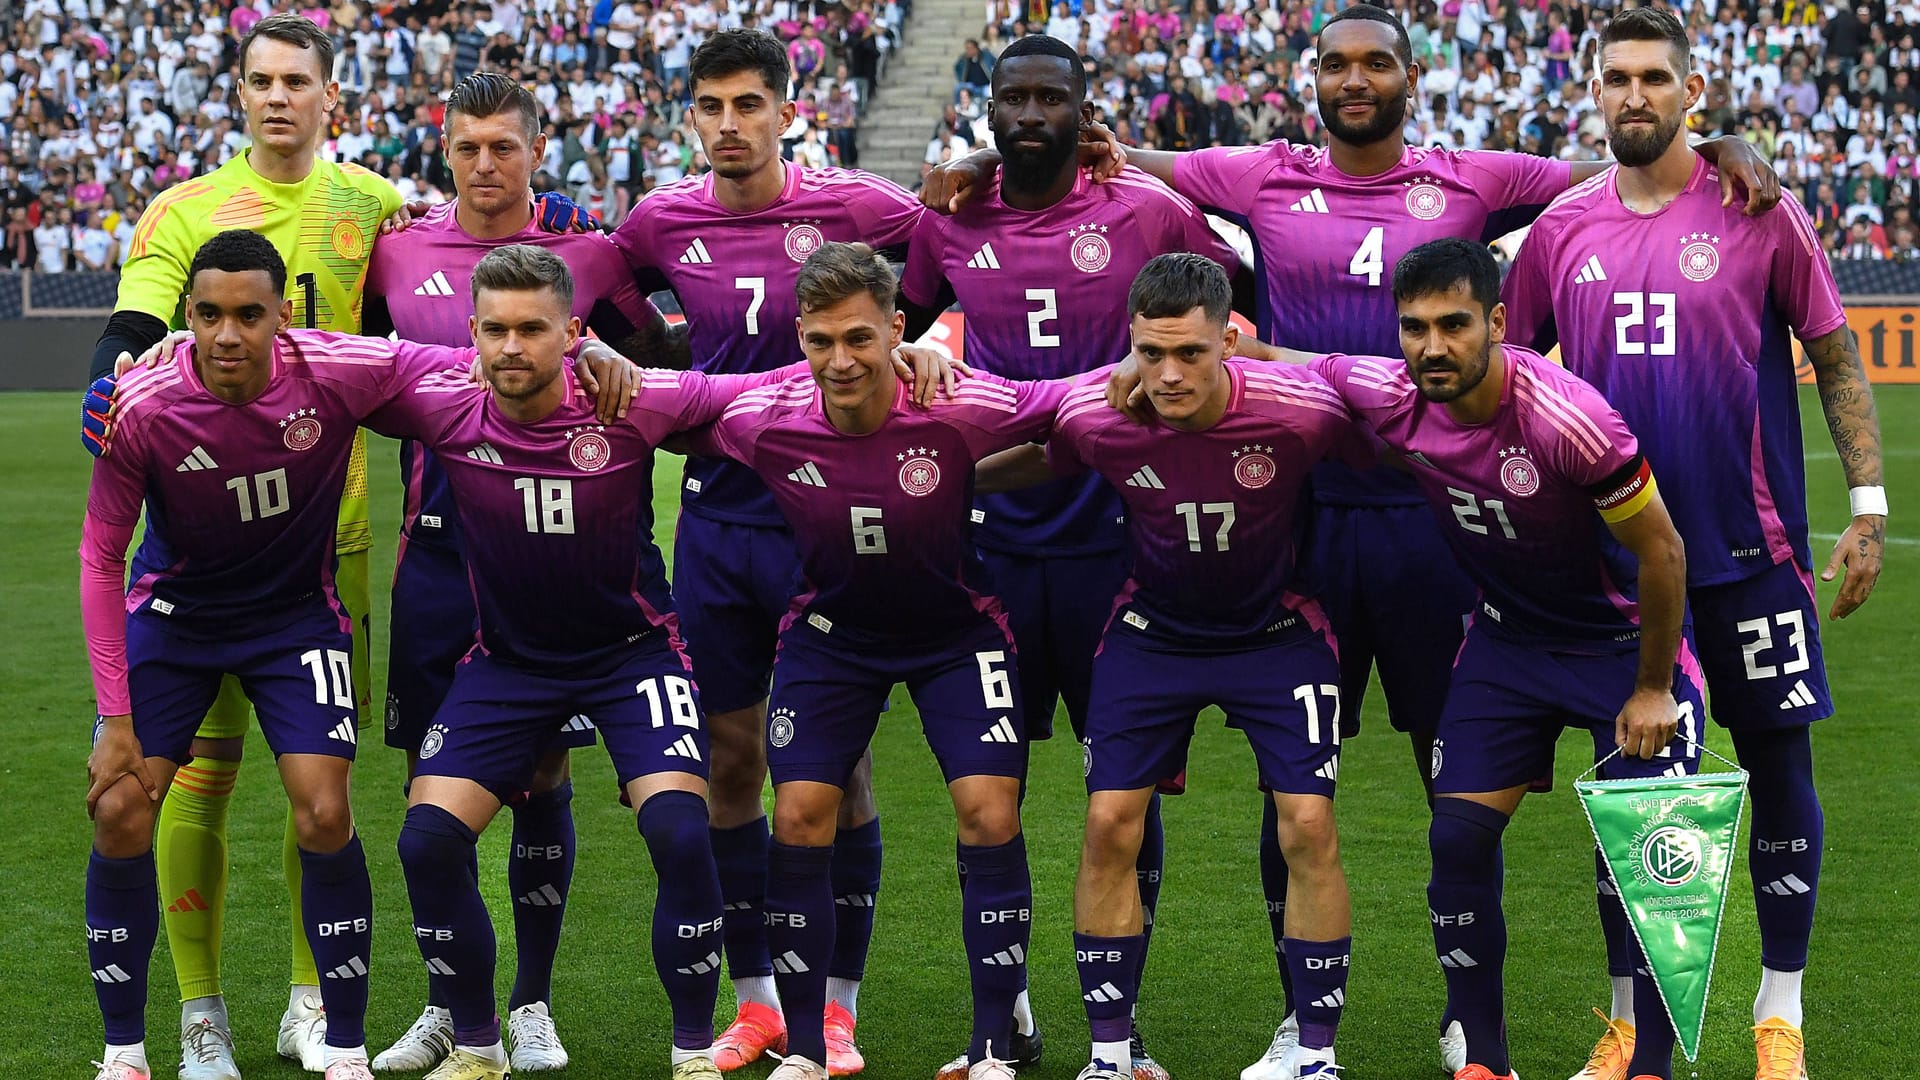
top-left (0, 0), bottom-right (899, 272)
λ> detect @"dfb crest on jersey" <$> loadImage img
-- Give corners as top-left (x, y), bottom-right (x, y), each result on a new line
top-left (768, 707), bottom-right (797, 748)
top-left (331, 214), bottom-right (367, 262)
top-left (1233, 444), bottom-right (1276, 489)
top-left (784, 222), bottom-right (826, 263)
top-left (1498, 445), bottom-right (1540, 497)
top-left (384, 693), bottom-right (400, 731)
top-left (1067, 222), bottom-right (1112, 273)
top-left (898, 446), bottom-right (941, 496)
top-left (1677, 232), bottom-right (1721, 282)
top-left (1404, 177), bottom-right (1447, 220)
top-left (281, 407), bottom-right (322, 451)
top-left (568, 427), bottom-right (612, 471)
top-left (419, 723), bottom-right (449, 760)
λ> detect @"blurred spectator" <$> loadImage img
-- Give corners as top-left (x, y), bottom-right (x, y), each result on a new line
top-left (955, 38), bottom-right (995, 100)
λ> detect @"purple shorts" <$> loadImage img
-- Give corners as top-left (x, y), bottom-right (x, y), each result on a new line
top-left (415, 634), bottom-right (703, 802)
top-left (978, 547), bottom-right (1130, 742)
top-left (766, 617), bottom-right (1026, 788)
top-left (1689, 558), bottom-right (1833, 729)
top-left (127, 598), bottom-right (359, 764)
top-left (1302, 502), bottom-right (1474, 739)
top-left (674, 512), bottom-right (801, 715)
top-left (385, 541), bottom-right (599, 752)
top-left (1084, 618), bottom-right (1343, 797)
top-left (1432, 623), bottom-right (1707, 794)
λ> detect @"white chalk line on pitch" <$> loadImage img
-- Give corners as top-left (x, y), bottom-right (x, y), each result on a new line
top-left (1811, 531), bottom-right (1918, 548)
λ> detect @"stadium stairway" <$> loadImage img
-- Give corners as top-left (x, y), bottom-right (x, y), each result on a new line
top-left (857, 0), bottom-right (981, 185)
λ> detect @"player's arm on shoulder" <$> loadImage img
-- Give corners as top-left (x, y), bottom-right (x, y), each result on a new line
top-left (974, 443), bottom-right (1055, 493)
top-left (1499, 229), bottom-right (1558, 352)
top-left (1592, 456), bottom-right (1687, 757)
top-left (1690, 135), bottom-right (1781, 215)
top-left (898, 211), bottom-right (957, 340)
top-left (1803, 322), bottom-right (1885, 618)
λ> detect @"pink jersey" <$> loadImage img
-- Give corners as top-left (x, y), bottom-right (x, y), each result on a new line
top-left (899, 165), bottom-right (1238, 557)
top-left (612, 163), bottom-right (925, 526)
top-left (1174, 141), bottom-right (1571, 505)
top-left (364, 365), bottom-right (796, 671)
top-left (1047, 360), bottom-right (1357, 643)
top-left (1502, 156), bottom-right (1849, 586)
top-left (365, 199), bottom-right (665, 557)
top-left (683, 371), bottom-right (1071, 648)
top-left (81, 332), bottom-right (473, 713)
top-left (1311, 346), bottom-right (1651, 643)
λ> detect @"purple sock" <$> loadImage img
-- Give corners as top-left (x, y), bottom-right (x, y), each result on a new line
top-left (959, 835), bottom-right (1031, 1063)
top-left (509, 781), bottom-right (575, 1010)
top-left (830, 817), bottom-right (882, 982)
top-left (1734, 726), bottom-right (1822, 973)
top-left (1135, 794), bottom-right (1164, 995)
top-left (711, 818), bottom-right (774, 981)
top-left (1428, 799), bottom-right (1510, 1076)
top-left (1596, 847), bottom-right (1634, 978)
top-left (398, 804), bottom-right (499, 1047)
top-left (1075, 932), bottom-right (1142, 1071)
top-left (1626, 943), bottom-right (1675, 1079)
top-left (87, 848), bottom-right (158, 1045)
top-left (1259, 796), bottom-right (1294, 1013)
top-left (425, 842), bottom-right (480, 1012)
top-left (1287, 936), bottom-right (1352, 1050)
top-left (640, 791), bottom-right (725, 1050)
top-left (301, 834), bottom-right (373, 1049)
top-left (766, 842), bottom-right (834, 1063)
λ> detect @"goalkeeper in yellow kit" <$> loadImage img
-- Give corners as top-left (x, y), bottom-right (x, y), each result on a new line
top-left (86, 16), bottom-right (394, 1077)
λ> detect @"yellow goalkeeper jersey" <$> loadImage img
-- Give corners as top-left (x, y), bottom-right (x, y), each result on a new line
top-left (119, 152), bottom-right (401, 555)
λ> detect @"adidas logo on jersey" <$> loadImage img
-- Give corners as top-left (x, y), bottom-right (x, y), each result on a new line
top-left (324, 956), bottom-right (368, 980)
top-left (1126, 465), bottom-right (1165, 489)
top-left (1573, 254), bottom-right (1608, 284)
top-left (326, 718), bottom-right (356, 745)
top-left (788, 461), bottom-right (827, 487)
top-left (1289, 188), bottom-right (1330, 213)
top-left (466, 443), bottom-right (503, 465)
top-left (518, 884), bottom-right (564, 907)
top-left (966, 242), bottom-right (1001, 270)
top-left (677, 951), bottom-right (721, 976)
top-left (664, 733), bottom-right (703, 761)
top-left (680, 238), bottom-right (714, 264)
top-left (1779, 680), bottom-right (1817, 710)
top-left (414, 270), bottom-right (455, 297)
top-left (979, 716), bottom-right (1019, 743)
top-left (772, 950), bottom-right (810, 974)
top-left (980, 943), bottom-right (1026, 966)
top-left (176, 445), bottom-right (217, 472)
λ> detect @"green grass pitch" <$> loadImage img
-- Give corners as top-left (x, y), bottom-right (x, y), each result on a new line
top-left (3, 387), bottom-right (1916, 1077)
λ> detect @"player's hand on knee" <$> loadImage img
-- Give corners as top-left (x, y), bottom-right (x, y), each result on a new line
top-left (1079, 120), bottom-right (1127, 182)
top-left (894, 344), bottom-right (968, 405)
top-left (1615, 688), bottom-right (1679, 760)
top-left (574, 340), bottom-right (640, 423)
top-left (1821, 514), bottom-right (1884, 619)
top-left (86, 714), bottom-right (158, 818)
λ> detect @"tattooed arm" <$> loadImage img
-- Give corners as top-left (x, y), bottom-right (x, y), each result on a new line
top-left (1804, 324), bottom-right (1885, 619)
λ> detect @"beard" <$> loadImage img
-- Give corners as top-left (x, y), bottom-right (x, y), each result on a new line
top-left (1413, 341), bottom-right (1492, 403)
top-left (1320, 87), bottom-right (1409, 146)
top-left (1606, 109), bottom-right (1685, 166)
top-left (998, 127), bottom-right (1078, 194)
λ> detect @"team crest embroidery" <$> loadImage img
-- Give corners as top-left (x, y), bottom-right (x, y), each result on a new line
top-left (1430, 739), bottom-right (1445, 780)
top-left (768, 707), bottom-right (797, 748)
top-left (784, 221), bottom-right (825, 262)
top-left (281, 407), bottom-right (322, 451)
top-left (567, 426), bottom-right (612, 471)
top-left (1232, 444), bottom-right (1276, 489)
top-left (898, 447), bottom-right (941, 496)
top-left (1639, 825), bottom-right (1704, 887)
top-left (1678, 232), bottom-right (1721, 282)
top-left (419, 723), bottom-right (448, 759)
top-left (330, 214), bottom-right (367, 261)
top-left (1498, 446), bottom-right (1539, 497)
top-left (384, 694), bottom-right (400, 732)
top-left (1067, 223), bottom-right (1112, 272)
top-left (1404, 176), bottom-right (1447, 220)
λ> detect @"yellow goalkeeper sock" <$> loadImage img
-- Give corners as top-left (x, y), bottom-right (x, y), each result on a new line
top-left (284, 807), bottom-right (320, 988)
top-left (157, 757), bottom-right (238, 1002)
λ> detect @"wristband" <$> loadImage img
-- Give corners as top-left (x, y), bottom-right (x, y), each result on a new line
top-left (1849, 485), bottom-right (1888, 518)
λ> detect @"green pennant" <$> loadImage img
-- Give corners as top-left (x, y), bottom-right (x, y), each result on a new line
top-left (1575, 765), bottom-right (1748, 1062)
